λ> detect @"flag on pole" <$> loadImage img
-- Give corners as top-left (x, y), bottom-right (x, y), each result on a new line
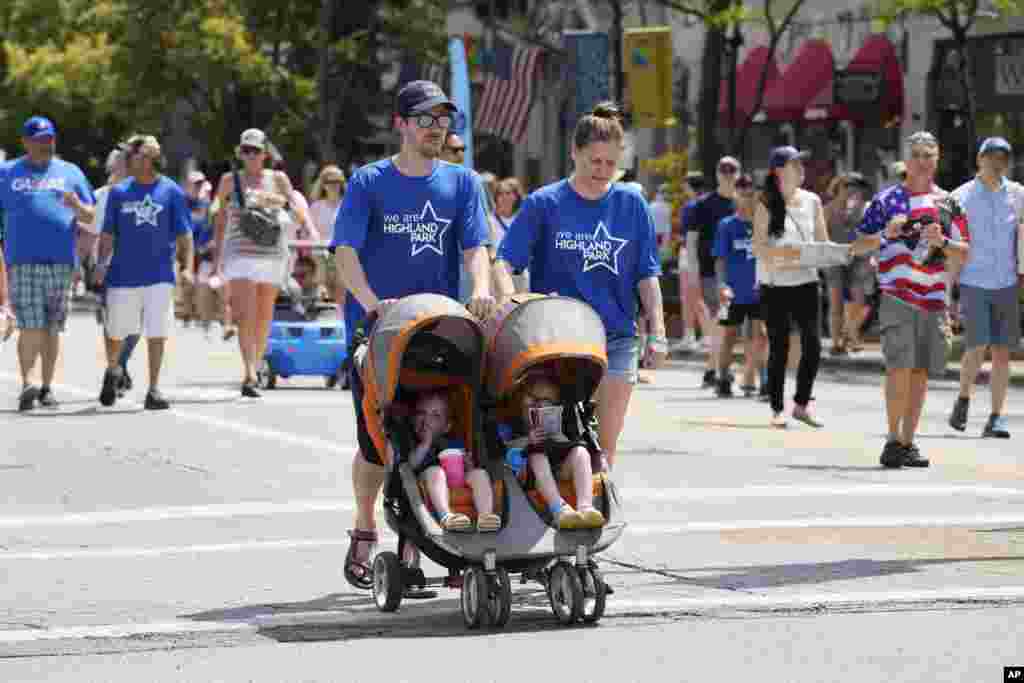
top-left (564, 31), bottom-right (610, 128)
top-left (475, 38), bottom-right (543, 144)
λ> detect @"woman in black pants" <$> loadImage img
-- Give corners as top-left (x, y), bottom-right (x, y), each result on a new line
top-left (752, 147), bottom-right (830, 429)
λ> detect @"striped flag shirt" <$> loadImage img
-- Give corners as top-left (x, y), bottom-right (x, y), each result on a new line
top-left (475, 39), bottom-right (542, 144)
top-left (859, 184), bottom-right (971, 311)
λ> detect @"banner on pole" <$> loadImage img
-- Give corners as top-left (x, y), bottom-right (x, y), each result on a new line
top-left (449, 37), bottom-right (474, 169)
top-left (623, 27), bottom-right (674, 128)
top-left (564, 31), bottom-right (611, 127)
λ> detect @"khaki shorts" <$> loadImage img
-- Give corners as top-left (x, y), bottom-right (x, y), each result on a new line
top-left (878, 294), bottom-right (950, 376)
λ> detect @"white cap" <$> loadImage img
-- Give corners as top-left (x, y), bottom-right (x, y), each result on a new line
top-left (239, 128), bottom-right (267, 150)
top-left (187, 170), bottom-right (206, 184)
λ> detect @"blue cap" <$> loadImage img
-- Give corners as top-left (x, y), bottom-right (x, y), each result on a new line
top-left (23, 116), bottom-right (56, 139)
top-left (396, 80), bottom-right (457, 117)
top-left (979, 137), bottom-right (1012, 156)
top-left (768, 146), bottom-right (809, 169)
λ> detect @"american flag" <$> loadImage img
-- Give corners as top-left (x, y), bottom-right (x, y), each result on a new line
top-left (475, 38), bottom-right (542, 144)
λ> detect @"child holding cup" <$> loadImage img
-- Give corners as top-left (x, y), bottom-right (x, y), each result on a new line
top-left (398, 391), bottom-right (501, 533)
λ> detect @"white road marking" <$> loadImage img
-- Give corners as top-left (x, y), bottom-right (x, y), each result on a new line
top-left (0, 372), bottom-right (358, 457)
top-left (4, 512), bottom-right (1024, 560)
top-left (4, 585), bottom-right (1024, 643)
top-left (0, 500), bottom-right (355, 529)
top-left (1, 485), bottom-right (1021, 530)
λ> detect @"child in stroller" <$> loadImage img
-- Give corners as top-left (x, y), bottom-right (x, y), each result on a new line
top-left (395, 390), bottom-right (501, 533)
top-left (501, 371), bottom-right (606, 529)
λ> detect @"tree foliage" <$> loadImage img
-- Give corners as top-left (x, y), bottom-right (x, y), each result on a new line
top-left (0, 0), bottom-right (448, 183)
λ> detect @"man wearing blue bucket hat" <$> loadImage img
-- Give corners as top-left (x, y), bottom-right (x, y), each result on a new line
top-left (0, 116), bottom-right (95, 411)
top-left (948, 137), bottom-right (1024, 439)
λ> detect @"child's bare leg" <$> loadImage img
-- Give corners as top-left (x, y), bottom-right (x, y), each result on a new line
top-left (422, 466), bottom-right (450, 517)
top-left (466, 468), bottom-right (493, 513)
top-left (566, 447), bottom-right (594, 510)
top-left (528, 453), bottom-right (564, 511)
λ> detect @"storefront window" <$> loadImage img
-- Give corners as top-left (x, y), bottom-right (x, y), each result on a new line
top-left (977, 111), bottom-right (1024, 180)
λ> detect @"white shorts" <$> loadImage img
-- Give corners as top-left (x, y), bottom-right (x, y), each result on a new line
top-left (224, 257), bottom-right (286, 286)
top-left (106, 283), bottom-right (174, 339)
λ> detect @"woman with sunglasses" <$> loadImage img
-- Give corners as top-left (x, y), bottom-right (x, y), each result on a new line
top-left (494, 102), bottom-right (667, 469)
top-left (213, 128), bottom-right (298, 398)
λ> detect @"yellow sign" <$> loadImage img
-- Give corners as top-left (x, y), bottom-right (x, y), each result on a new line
top-left (623, 27), bottom-right (674, 128)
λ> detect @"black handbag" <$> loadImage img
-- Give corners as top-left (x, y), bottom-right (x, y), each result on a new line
top-left (232, 168), bottom-right (282, 248)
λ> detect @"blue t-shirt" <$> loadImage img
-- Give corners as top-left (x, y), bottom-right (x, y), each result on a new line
top-left (330, 159), bottom-right (490, 332)
top-left (188, 196), bottom-right (213, 251)
top-left (497, 180), bottom-right (661, 339)
top-left (103, 176), bottom-right (191, 288)
top-left (712, 214), bottom-right (759, 305)
top-left (688, 191), bottom-right (735, 277)
top-left (0, 157), bottom-right (95, 265)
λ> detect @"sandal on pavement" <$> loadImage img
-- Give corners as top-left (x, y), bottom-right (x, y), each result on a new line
top-left (439, 512), bottom-right (473, 532)
top-left (476, 512), bottom-right (502, 533)
top-left (344, 529), bottom-right (378, 590)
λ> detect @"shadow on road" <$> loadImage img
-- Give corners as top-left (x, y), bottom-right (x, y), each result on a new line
top-left (183, 588), bottom-right (590, 642)
top-left (779, 464), bottom-right (891, 473)
top-left (601, 556), bottom-right (1024, 592)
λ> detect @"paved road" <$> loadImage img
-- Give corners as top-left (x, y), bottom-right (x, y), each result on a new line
top-left (2, 313), bottom-right (1022, 682)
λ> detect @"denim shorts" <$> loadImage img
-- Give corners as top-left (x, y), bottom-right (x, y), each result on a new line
top-left (606, 335), bottom-right (640, 385)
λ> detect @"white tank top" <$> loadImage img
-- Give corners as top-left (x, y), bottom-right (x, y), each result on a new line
top-left (225, 170), bottom-right (289, 261)
top-left (757, 189), bottom-right (821, 288)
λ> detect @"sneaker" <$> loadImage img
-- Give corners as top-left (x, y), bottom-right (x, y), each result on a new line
top-left (715, 378), bottom-right (734, 398)
top-left (758, 384), bottom-right (770, 402)
top-left (116, 368), bottom-right (133, 397)
top-left (37, 387), bottom-right (59, 409)
top-left (701, 370), bottom-right (717, 388)
top-left (740, 384), bottom-right (757, 398)
top-left (223, 325), bottom-right (238, 342)
top-left (982, 414), bottom-right (1010, 439)
top-left (770, 412), bottom-right (788, 429)
top-left (948, 396), bottom-right (969, 432)
top-left (901, 442), bottom-right (929, 468)
top-left (792, 406), bottom-right (824, 428)
top-left (241, 382), bottom-right (261, 399)
top-left (880, 440), bottom-right (905, 468)
top-left (99, 367), bottom-right (122, 407)
top-left (18, 385), bottom-right (39, 412)
top-left (144, 388), bottom-right (170, 411)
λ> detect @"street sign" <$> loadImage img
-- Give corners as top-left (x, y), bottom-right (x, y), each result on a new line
top-left (834, 70), bottom-right (883, 106)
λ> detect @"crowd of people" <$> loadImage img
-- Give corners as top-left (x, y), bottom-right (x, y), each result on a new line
top-left (0, 81), bottom-right (1021, 586)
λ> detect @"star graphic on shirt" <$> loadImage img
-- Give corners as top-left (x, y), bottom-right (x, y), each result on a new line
top-left (582, 221), bottom-right (629, 275)
top-left (409, 200), bottom-right (451, 257)
top-left (130, 194), bottom-right (164, 228)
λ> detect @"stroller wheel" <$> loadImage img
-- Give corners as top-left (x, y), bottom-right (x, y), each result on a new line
top-left (579, 564), bottom-right (607, 624)
top-left (485, 568), bottom-right (512, 628)
top-left (547, 561), bottom-right (584, 625)
top-left (461, 566), bottom-right (490, 629)
top-left (372, 552), bottom-right (404, 612)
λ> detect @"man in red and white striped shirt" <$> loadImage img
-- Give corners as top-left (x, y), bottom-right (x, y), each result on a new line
top-left (858, 132), bottom-right (971, 468)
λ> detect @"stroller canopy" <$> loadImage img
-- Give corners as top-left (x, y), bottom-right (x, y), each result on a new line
top-left (483, 294), bottom-right (607, 403)
top-left (360, 294), bottom-right (485, 465)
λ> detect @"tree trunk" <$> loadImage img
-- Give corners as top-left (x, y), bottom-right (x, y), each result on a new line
top-left (699, 24), bottom-right (726, 175)
top-left (954, 28), bottom-right (977, 180)
top-left (315, 0), bottom-right (339, 165)
top-left (612, 0), bottom-right (624, 104)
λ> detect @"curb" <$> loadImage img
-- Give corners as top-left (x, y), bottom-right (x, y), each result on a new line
top-left (666, 349), bottom-right (1024, 388)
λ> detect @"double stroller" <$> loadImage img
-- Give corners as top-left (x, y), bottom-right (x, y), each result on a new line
top-left (353, 292), bottom-right (625, 628)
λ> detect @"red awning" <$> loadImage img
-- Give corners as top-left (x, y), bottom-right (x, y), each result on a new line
top-left (831, 34), bottom-right (904, 125)
top-left (760, 39), bottom-right (834, 122)
top-left (718, 46), bottom-right (782, 126)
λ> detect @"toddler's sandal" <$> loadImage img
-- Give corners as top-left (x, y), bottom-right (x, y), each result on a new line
top-left (476, 512), bottom-right (501, 533)
top-left (440, 512), bottom-right (473, 532)
top-left (578, 507), bottom-right (606, 528)
top-left (555, 505), bottom-right (584, 530)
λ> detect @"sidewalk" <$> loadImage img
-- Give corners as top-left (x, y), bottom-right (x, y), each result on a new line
top-left (667, 338), bottom-right (1024, 388)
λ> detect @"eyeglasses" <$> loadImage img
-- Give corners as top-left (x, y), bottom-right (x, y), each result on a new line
top-left (407, 113), bottom-right (453, 129)
top-left (240, 146), bottom-right (264, 156)
top-left (910, 151), bottom-right (938, 160)
top-left (718, 165), bottom-right (739, 174)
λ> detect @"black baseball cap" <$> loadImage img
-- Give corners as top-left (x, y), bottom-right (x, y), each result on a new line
top-left (769, 146), bottom-right (810, 169)
top-left (396, 80), bottom-right (457, 117)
